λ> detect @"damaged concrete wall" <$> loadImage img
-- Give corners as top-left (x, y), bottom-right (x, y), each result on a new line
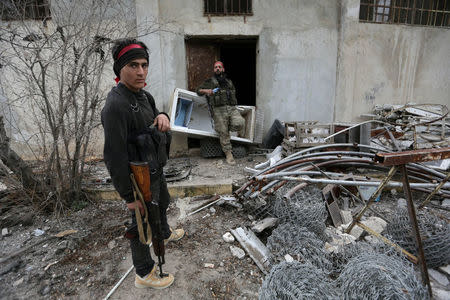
top-left (335, 0), bottom-right (450, 122)
top-left (136, 0), bottom-right (339, 131)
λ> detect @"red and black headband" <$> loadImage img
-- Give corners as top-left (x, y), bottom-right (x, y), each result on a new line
top-left (113, 43), bottom-right (149, 79)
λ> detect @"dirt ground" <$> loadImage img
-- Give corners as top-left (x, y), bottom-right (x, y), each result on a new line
top-left (0, 154), bottom-right (266, 300)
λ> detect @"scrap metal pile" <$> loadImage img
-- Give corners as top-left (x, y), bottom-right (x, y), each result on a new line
top-left (281, 103), bottom-right (449, 158)
top-left (235, 141), bottom-right (450, 299)
top-left (369, 103), bottom-right (449, 151)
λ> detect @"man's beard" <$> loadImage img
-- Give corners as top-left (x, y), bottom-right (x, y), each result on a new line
top-left (215, 72), bottom-right (228, 87)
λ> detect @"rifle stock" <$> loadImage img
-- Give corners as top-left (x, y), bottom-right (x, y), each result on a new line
top-left (129, 162), bottom-right (152, 202)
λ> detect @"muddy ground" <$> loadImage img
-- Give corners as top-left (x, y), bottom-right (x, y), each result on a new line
top-left (0, 154), bottom-right (266, 300)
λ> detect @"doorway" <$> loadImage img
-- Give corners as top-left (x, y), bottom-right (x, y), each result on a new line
top-left (185, 37), bottom-right (257, 106)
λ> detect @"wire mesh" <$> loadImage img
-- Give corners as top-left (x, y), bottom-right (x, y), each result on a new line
top-left (267, 224), bottom-right (333, 273)
top-left (271, 185), bottom-right (328, 238)
top-left (259, 261), bottom-right (339, 300)
top-left (338, 251), bottom-right (430, 300)
top-left (386, 207), bottom-right (450, 269)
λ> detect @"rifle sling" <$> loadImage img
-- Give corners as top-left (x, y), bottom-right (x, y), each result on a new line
top-left (130, 174), bottom-right (153, 245)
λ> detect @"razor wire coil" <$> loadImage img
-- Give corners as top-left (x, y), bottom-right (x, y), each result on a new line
top-left (338, 251), bottom-right (429, 300)
top-left (267, 224), bottom-right (333, 273)
top-left (259, 261), bottom-right (339, 300)
top-left (386, 207), bottom-right (450, 269)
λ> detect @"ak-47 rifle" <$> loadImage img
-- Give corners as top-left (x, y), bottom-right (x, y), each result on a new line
top-left (129, 161), bottom-right (168, 278)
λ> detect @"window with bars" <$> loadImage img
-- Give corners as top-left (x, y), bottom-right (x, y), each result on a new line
top-left (204, 0), bottom-right (252, 16)
top-left (360, 0), bottom-right (449, 27)
top-left (1, 0), bottom-right (51, 21)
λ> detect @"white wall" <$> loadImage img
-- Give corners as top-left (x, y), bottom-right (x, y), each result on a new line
top-left (335, 0), bottom-right (450, 122)
top-left (136, 0), bottom-right (339, 130)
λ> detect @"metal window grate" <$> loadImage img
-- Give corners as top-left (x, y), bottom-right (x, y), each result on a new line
top-left (360, 0), bottom-right (449, 27)
top-left (204, 0), bottom-right (252, 16)
top-left (1, 0), bottom-right (51, 21)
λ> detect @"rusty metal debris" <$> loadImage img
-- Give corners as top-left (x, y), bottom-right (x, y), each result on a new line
top-left (235, 138), bottom-right (448, 298)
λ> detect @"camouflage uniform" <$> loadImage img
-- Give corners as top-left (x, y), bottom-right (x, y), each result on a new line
top-left (196, 76), bottom-right (244, 152)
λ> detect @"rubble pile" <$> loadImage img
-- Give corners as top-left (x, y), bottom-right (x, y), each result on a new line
top-left (234, 142), bottom-right (450, 299)
top-left (369, 104), bottom-right (449, 151)
top-left (280, 104), bottom-right (449, 156)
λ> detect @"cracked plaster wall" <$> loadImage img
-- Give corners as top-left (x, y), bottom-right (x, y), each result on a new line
top-left (335, 0), bottom-right (450, 122)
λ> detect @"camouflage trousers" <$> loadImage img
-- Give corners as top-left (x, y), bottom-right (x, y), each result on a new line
top-left (212, 105), bottom-right (245, 152)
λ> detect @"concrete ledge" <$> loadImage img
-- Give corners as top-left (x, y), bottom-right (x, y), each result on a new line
top-left (88, 181), bottom-right (232, 201)
top-left (167, 182), bottom-right (232, 198)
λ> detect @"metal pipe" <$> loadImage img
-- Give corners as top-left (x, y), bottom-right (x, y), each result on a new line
top-left (323, 120), bottom-right (390, 141)
top-left (418, 172), bottom-right (450, 209)
top-left (276, 176), bottom-right (450, 189)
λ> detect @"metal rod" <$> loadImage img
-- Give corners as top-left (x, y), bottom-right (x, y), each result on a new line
top-left (418, 172), bottom-right (450, 209)
top-left (273, 175), bottom-right (450, 189)
top-left (323, 120), bottom-right (390, 141)
top-left (346, 166), bottom-right (398, 233)
top-left (400, 164), bottom-right (432, 296)
top-left (187, 195), bottom-right (221, 216)
top-left (103, 265), bottom-right (135, 300)
top-left (356, 222), bottom-right (418, 264)
top-left (385, 126), bottom-right (401, 151)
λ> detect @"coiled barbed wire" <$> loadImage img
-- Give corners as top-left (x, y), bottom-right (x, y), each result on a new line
top-left (259, 261), bottom-right (339, 300)
top-left (338, 251), bottom-right (429, 300)
top-left (271, 185), bottom-right (328, 238)
top-left (386, 207), bottom-right (450, 268)
top-left (267, 224), bottom-right (333, 273)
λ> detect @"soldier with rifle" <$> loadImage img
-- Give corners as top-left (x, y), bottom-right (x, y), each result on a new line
top-left (101, 38), bottom-right (184, 289)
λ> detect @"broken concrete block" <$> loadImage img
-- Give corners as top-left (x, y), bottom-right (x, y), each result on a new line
top-left (13, 277), bottom-right (24, 287)
top-left (340, 210), bottom-right (353, 225)
top-left (1, 228), bottom-right (9, 237)
top-left (204, 263), bottom-right (214, 268)
top-left (428, 269), bottom-right (449, 287)
top-left (230, 246), bottom-right (245, 259)
top-left (231, 227), bottom-right (273, 274)
top-left (397, 198), bottom-right (407, 208)
top-left (430, 281), bottom-right (450, 300)
top-left (333, 233), bottom-right (356, 246)
top-left (107, 240), bottom-right (117, 250)
top-left (284, 254), bottom-right (294, 262)
top-left (362, 216), bottom-right (387, 233)
top-left (33, 229), bottom-right (45, 236)
top-left (439, 265), bottom-right (450, 276)
top-left (251, 217), bottom-right (278, 233)
top-left (222, 232), bottom-right (235, 243)
top-left (324, 242), bottom-right (339, 254)
top-left (349, 216), bottom-right (387, 239)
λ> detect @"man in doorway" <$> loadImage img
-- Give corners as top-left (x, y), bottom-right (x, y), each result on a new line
top-left (101, 38), bottom-right (184, 289)
top-left (196, 61), bottom-right (245, 165)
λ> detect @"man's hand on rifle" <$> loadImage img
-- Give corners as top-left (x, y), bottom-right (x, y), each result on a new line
top-left (153, 114), bottom-right (170, 132)
top-left (127, 200), bottom-right (145, 215)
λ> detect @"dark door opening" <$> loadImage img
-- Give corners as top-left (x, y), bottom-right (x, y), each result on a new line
top-left (186, 37), bottom-right (257, 106)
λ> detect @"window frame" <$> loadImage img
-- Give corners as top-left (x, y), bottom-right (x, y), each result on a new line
top-left (1, 0), bottom-right (51, 21)
top-left (204, 0), bottom-right (253, 17)
top-left (359, 0), bottom-right (449, 28)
